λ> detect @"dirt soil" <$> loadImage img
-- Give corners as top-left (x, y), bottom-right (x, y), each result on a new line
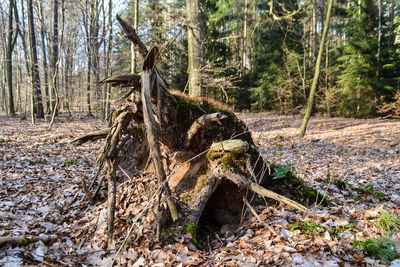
top-left (1, 114), bottom-right (399, 266)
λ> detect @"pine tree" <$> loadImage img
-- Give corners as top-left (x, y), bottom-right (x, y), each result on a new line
top-left (336, 0), bottom-right (379, 117)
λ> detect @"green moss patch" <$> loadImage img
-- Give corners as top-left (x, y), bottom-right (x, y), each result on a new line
top-left (269, 164), bottom-right (332, 207)
top-left (173, 94), bottom-right (233, 132)
top-left (220, 152), bottom-right (246, 169)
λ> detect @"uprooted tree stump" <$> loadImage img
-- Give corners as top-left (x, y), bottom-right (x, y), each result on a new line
top-left (72, 15), bottom-right (330, 250)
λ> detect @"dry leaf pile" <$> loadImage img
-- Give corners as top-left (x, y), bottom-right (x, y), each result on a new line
top-left (1, 114), bottom-right (399, 266)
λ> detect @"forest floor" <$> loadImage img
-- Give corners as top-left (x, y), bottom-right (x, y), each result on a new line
top-left (0, 114), bottom-right (400, 266)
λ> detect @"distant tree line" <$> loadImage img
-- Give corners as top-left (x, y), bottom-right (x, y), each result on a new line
top-left (0, 0), bottom-right (399, 121)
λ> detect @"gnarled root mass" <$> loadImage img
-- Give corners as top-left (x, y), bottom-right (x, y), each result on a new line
top-left (72, 15), bottom-right (329, 252)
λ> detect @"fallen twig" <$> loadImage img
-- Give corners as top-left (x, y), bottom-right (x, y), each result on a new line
top-left (242, 197), bottom-right (277, 235)
top-left (80, 177), bottom-right (94, 205)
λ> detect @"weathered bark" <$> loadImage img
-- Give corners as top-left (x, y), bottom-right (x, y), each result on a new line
top-left (141, 48), bottom-right (178, 222)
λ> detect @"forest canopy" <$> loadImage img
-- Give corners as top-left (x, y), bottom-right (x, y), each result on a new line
top-left (0, 0), bottom-right (400, 119)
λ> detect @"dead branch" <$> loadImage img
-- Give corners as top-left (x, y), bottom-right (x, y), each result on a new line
top-left (71, 128), bottom-right (111, 145)
top-left (117, 14), bottom-right (148, 57)
top-left (141, 47), bottom-right (178, 222)
top-left (184, 112), bottom-right (227, 148)
top-left (80, 177), bottom-right (94, 205)
top-left (100, 74), bottom-right (141, 88)
top-left (242, 197), bottom-right (277, 235)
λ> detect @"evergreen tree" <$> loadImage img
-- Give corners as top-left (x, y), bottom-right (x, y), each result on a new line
top-left (377, 0), bottom-right (400, 101)
top-left (336, 0), bottom-right (379, 117)
top-left (249, 0), bottom-right (306, 112)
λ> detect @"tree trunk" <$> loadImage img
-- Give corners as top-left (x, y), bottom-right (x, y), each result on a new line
top-left (300, 0), bottom-right (333, 137)
top-left (0, 9), bottom-right (7, 113)
top-left (16, 58), bottom-right (21, 113)
top-left (325, 32), bottom-right (331, 117)
top-left (388, 0), bottom-right (394, 46)
top-left (87, 52), bottom-right (93, 116)
top-left (36, 0), bottom-right (51, 114)
top-left (6, 0), bottom-right (17, 116)
top-left (51, 0), bottom-right (59, 114)
top-left (1, 51), bottom-right (7, 113)
top-left (104, 0), bottom-right (113, 120)
top-left (130, 0), bottom-right (139, 75)
top-left (241, 0), bottom-right (248, 76)
top-left (377, 0), bottom-right (381, 76)
top-left (27, 0), bottom-right (44, 120)
top-left (186, 0), bottom-right (205, 97)
top-left (65, 45), bottom-right (73, 116)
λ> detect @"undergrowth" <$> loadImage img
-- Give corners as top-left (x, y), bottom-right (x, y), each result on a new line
top-left (271, 164), bottom-right (295, 179)
top-left (357, 185), bottom-right (388, 200)
top-left (290, 220), bottom-right (324, 235)
top-left (375, 210), bottom-right (400, 236)
top-left (353, 237), bottom-right (398, 263)
top-left (327, 221), bottom-right (358, 239)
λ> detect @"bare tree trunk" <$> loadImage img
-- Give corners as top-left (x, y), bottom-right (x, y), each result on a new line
top-left (83, 0), bottom-right (93, 117)
top-left (49, 0), bottom-right (65, 130)
top-left (312, 0), bottom-right (317, 59)
top-left (300, 0), bottom-right (333, 137)
top-left (388, 0), bottom-right (394, 46)
top-left (1, 54), bottom-right (7, 112)
top-left (377, 0), bottom-right (381, 76)
top-left (130, 0), bottom-right (139, 75)
top-left (90, 0), bottom-right (105, 118)
top-left (104, 0), bottom-right (113, 119)
top-left (325, 33), bottom-right (331, 117)
top-left (65, 46), bottom-right (72, 116)
top-left (51, 0), bottom-right (59, 114)
top-left (186, 0), bottom-right (205, 97)
top-left (36, 0), bottom-right (51, 114)
top-left (16, 57), bottom-right (21, 113)
top-left (6, 0), bottom-right (17, 116)
top-left (27, 0), bottom-right (44, 121)
top-left (0, 9), bottom-right (7, 113)
top-left (87, 49), bottom-right (93, 116)
top-left (241, 0), bottom-right (248, 77)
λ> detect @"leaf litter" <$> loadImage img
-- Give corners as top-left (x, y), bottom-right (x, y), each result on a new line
top-left (0, 114), bottom-right (399, 266)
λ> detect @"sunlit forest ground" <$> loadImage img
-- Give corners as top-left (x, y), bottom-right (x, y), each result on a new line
top-left (1, 114), bottom-right (399, 265)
